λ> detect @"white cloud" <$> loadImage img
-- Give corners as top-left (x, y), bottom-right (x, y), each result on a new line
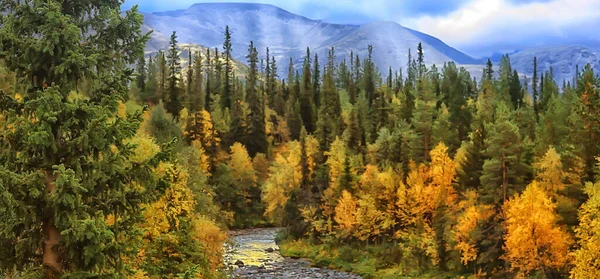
top-left (401, 0), bottom-right (600, 56)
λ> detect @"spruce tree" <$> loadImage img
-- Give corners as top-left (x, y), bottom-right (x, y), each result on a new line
top-left (191, 51), bottom-right (204, 112)
top-left (532, 56), bottom-right (539, 121)
top-left (205, 48), bottom-right (212, 111)
top-left (313, 53), bottom-right (321, 108)
top-left (417, 43), bottom-right (426, 79)
top-left (186, 49), bottom-right (193, 109)
top-left (364, 45), bottom-right (376, 106)
top-left (245, 41), bottom-right (268, 157)
top-left (166, 31), bottom-right (182, 120)
top-left (146, 55), bottom-right (159, 104)
top-left (222, 25), bottom-right (233, 110)
top-left (485, 58), bottom-right (494, 81)
top-left (300, 48), bottom-right (315, 133)
top-left (157, 50), bottom-right (167, 102)
top-left (269, 56), bottom-right (279, 109)
top-left (136, 55), bottom-right (147, 98)
top-left (0, 2), bottom-right (155, 277)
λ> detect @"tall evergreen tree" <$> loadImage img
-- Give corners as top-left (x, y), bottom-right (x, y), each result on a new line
top-left (191, 51), bottom-right (204, 112)
top-left (0, 2), bottom-right (155, 277)
top-left (417, 42), bottom-right (426, 79)
top-left (166, 31), bottom-right (182, 120)
top-left (146, 55), bottom-right (159, 104)
top-left (313, 53), bottom-right (321, 108)
top-left (186, 48), bottom-right (193, 109)
top-left (364, 45), bottom-right (376, 106)
top-left (136, 55), bottom-right (147, 97)
top-left (532, 56), bottom-right (539, 121)
top-left (157, 50), bottom-right (167, 102)
top-left (222, 25), bottom-right (234, 110)
top-left (205, 48), bottom-right (212, 111)
top-left (485, 58), bottom-right (494, 82)
top-left (300, 48), bottom-right (316, 133)
top-left (245, 41), bottom-right (268, 157)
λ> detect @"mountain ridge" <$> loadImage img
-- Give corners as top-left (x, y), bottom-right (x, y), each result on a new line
top-left (141, 2), bottom-right (599, 84)
top-left (141, 2), bottom-right (479, 78)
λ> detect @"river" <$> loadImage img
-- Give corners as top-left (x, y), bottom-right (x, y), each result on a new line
top-left (223, 228), bottom-right (362, 279)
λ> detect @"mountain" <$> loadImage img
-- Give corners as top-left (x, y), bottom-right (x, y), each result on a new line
top-left (141, 2), bottom-right (480, 77)
top-left (506, 46), bottom-right (600, 85)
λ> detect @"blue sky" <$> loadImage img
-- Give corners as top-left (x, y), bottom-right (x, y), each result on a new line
top-left (123, 0), bottom-right (600, 57)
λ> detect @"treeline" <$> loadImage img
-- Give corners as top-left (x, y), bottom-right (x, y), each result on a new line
top-left (1, 1), bottom-right (600, 278)
top-left (128, 21), bottom-right (600, 277)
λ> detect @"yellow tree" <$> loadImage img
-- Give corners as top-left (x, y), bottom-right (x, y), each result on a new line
top-left (452, 190), bottom-right (494, 266)
top-left (262, 141), bottom-right (302, 225)
top-left (322, 137), bottom-right (348, 222)
top-left (334, 190), bottom-right (358, 239)
top-left (534, 147), bottom-right (566, 195)
top-left (229, 142), bottom-right (257, 200)
top-left (503, 182), bottom-right (571, 276)
top-left (571, 182), bottom-right (600, 279)
top-left (355, 194), bottom-right (383, 245)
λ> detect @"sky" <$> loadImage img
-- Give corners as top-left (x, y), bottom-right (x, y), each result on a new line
top-left (123, 0), bottom-right (600, 57)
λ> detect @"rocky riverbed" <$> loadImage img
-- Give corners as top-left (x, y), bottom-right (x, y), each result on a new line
top-left (223, 228), bottom-right (361, 279)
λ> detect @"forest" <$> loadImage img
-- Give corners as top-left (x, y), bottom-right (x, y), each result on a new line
top-left (0, 1), bottom-right (599, 279)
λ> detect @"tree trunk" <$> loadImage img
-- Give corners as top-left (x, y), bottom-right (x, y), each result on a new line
top-left (43, 170), bottom-right (62, 278)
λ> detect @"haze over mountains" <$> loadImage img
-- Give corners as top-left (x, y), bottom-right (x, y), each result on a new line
top-left (142, 2), bottom-right (600, 83)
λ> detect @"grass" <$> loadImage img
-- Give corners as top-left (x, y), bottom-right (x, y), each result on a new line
top-left (278, 237), bottom-right (467, 279)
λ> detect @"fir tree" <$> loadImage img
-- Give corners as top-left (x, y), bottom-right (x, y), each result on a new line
top-left (485, 58), bottom-right (494, 82)
top-left (532, 56), bottom-right (539, 122)
top-left (205, 48), bottom-right (212, 111)
top-left (364, 45), bottom-right (376, 106)
top-left (313, 53), bottom-right (321, 108)
top-left (300, 48), bottom-right (316, 133)
top-left (136, 55), bottom-right (147, 98)
top-left (222, 25), bottom-right (233, 109)
top-left (166, 31), bottom-right (182, 120)
top-left (245, 41), bottom-right (268, 157)
top-left (0, 2), bottom-right (155, 277)
top-left (146, 55), bottom-right (159, 104)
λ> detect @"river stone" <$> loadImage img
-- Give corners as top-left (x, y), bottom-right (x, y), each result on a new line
top-left (224, 228), bottom-right (362, 279)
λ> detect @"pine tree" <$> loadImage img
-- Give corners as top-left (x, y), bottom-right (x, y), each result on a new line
top-left (222, 26), bottom-right (234, 110)
top-left (480, 103), bottom-right (526, 205)
top-left (166, 31), bottom-right (182, 120)
top-left (0, 2), bottom-right (155, 277)
top-left (245, 41), bottom-right (268, 157)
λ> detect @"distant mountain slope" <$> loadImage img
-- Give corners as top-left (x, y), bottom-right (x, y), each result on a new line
top-left (506, 46), bottom-right (600, 84)
top-left (141, 2), bottom-right (479, 77)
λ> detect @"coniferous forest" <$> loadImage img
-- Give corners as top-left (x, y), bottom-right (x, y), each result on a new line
top-left (1, 2), bottom-right (600, 279)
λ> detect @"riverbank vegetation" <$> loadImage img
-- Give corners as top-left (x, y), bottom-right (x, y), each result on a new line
top-left (1, 1), bottom-right (600, 279)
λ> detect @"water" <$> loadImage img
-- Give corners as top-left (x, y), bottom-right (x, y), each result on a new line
top-left (223, 228), bottom-right (362, 279)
